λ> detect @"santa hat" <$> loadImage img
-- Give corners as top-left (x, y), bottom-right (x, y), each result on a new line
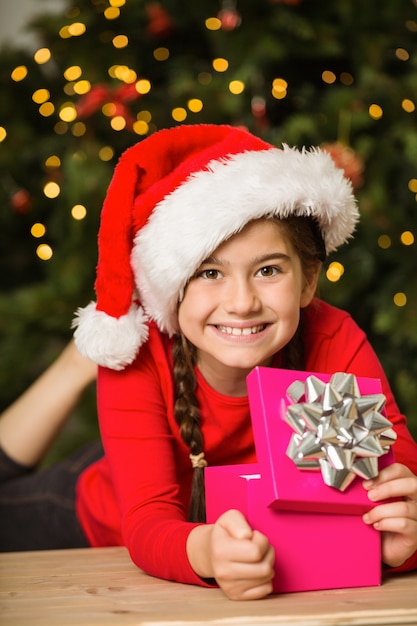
top-left (73, 124), bottom-right (358, 370)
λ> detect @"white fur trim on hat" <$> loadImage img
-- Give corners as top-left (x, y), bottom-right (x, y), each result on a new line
top-left (132, 145), bottom-right (358, 336)
top-left (72, 301), bottom-right (149, 370)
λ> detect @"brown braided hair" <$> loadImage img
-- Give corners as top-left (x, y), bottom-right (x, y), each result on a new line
top-left (173, 215), bottom-right (326, 523)
top-left (172, 333), bottom-right (206, 522)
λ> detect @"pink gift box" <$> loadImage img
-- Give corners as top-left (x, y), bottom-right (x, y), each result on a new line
top-left (205, 367), bottom-right (394, 594)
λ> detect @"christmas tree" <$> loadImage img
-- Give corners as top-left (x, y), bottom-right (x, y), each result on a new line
top-left (1, 0), bottom-right (416, 458)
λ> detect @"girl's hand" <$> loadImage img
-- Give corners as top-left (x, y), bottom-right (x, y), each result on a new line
top-left (362, 463), bottom-right (417, 568)
top-left (210, 509), bottom-right (275, 600)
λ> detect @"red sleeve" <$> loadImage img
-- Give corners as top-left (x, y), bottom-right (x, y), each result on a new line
top-left (304, 300), bottom-right (417, 572)
top-left (97, 328), bottom-right (209, 586)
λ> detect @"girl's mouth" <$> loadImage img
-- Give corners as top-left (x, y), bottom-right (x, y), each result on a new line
top-left (215, 324), bottom-right (267, 336)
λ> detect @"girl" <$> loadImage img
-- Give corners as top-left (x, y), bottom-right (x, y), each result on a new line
top-left (1, 124), bottom-right (417, 601)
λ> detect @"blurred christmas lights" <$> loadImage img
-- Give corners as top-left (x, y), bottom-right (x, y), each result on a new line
top-left (393, 292), bottom-right (407, 307)
top-left (326, 261), bottom-right (345, 283)
top-left (2, 4), bottom-right (414, 316)
top-left (71, 205), bottom-right (87, 220)
top-left (36, 244), bottom-right (53, 261)
top-left (369, 104), bottom-right (383, 120)
top-left (31, 223), bottom-right (46, 238)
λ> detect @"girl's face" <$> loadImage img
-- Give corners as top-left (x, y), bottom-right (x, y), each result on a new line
top-left (178, 219), bottom-right (319, 395)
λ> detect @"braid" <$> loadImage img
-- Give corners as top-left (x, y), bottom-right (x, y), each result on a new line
top-left (172, 333), bottom-right (206, 523)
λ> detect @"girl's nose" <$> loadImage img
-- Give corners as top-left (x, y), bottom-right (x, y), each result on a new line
top-left (223, 278), bottom-right (261, 315)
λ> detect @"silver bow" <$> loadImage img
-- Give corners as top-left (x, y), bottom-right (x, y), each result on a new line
top-left (285, 372), bottom-right (397, 491)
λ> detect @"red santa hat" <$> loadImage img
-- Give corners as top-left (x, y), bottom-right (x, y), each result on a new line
top-left (73, 124), bottom-right (358, 370)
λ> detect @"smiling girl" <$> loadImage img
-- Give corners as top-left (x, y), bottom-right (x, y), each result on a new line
top-left (1, 124), bottom-right (416, 600)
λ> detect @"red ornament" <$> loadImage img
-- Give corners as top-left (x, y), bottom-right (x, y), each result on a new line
top-left (11, 189), bottom-right (32, 214)
top-left (145, 2), bottom-right (174, 38)
top-left (218, 7), bottom-right (241, 31)
top-left (322, 142), bottom-right (364, 191)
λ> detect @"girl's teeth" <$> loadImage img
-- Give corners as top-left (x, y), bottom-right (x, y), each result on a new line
top-left (218, 325), bottom-right (264, 335)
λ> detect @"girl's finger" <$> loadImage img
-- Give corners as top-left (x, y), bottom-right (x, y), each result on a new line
top-left (365, 476), bottom-right (417, 503)
top-left (363, 500), bottom-right (417, 525)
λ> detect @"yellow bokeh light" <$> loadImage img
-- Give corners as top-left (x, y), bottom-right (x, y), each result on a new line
top-left (112, 34), bottom-right (128, 48)
top-left (64, 66), bottom-right (82, 81)
top-left (153, 47), bottom-right (169, 61)
top-left (71, 204), bottom-right (87, 220)
top-left (273, 78), bottom-right (288, 92)
top-left (0, 127), bottom-right (7, 142)
top-left (136, 79), bottom-right (151, 94)
top-left (36, 244), bottom-right (53, 260)
top-left (322, 70), bottom-right (336, 84)
top-left (68, 22), bottom-right (86, 37)
top-left (110, 0), bottom-right (126, 6)
top-left (124, 69), bottom-right (137, 83)
top-left (406, 20), bottom-right (417, 32)
top-left (212, 58), bottom-right (229, 72)
top-left (110, 116), bottom-right (126, 130)
top-left (401, 231), bottom-right (415, 245)
top-left (393, 292), bottom-right (407, 307)
top-left (108, 65), bottom-right (118, 79)
top-left (402, 99), bottom-right (415, 113)
top-left (111, 65), bottom-right (136, 83)
top-left (340, 72), bottom-right (354, 86)
top-left (102, 102), bottom-right (117, 117)
top-left (11, 65), bottom-right (28, 81)
top-left (63, 83), bottom-right (75, 96)
top-left (272, 87), bottom-right (287, 100)
top-left (272, 78), bottom-right (287, 100)
top-left (326, 261), bottom-right (345, 282)
top-left (59, 25), bottom-right (72, 39)
top-left (187, 98), bottom-right (203, 113)
top-left (34, 48), bottom-right (51, 64)
top-left (172, 107), bottom-right (187, 122)
top-left (32, 89), bottom-right (50, 104)
top-left (112, 65), bottom-right (124, 80)
top-left (59, 104), bottom-right (77, 122)
top-left (45, 155), bottom-right (61, 168)
top-left (71, 122), bottom-right (86, 136)
top-left (99, 146), bottom-right (115, 161)
top-left (205, 17), bottom-right (221, 30)
top-left (395, 48), bottom-right (410, 61)
top-left (43, 182), bottom-right (60, 198)
top-left (369, 104), bottom-right (383, 120)
top-left (378, 234), bottom-right (391, 249)
top-left (408, 178), bottom-right (417, 193)
top-left (73, 80), bottom-right (91, 95)
top-left (39, 102), bottom-right (55, 117)
top-left (133, 120), bottom-right (149, 135)
top-left (31, 223), bottom-right (46, 238)
top-left (137, 110), bottom-right (152, 123)
top-left (229, 80), bottom-right (245, 95)
top-left (104, 7), bottom-right (120, 19)
top-left (54, 121), bottom-right (68, 135)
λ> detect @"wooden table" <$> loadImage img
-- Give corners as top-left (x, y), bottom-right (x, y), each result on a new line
top-left (1, 547), bottom-right (416, 626)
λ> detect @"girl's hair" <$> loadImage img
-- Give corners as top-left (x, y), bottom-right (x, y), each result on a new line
top-left (173, 215), bottom-right (326, 523)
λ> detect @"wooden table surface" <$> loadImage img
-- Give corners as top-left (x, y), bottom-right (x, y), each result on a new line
top-left (1, 546), bottom-right (416, 626)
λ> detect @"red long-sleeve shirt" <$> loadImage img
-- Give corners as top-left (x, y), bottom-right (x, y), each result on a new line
top-left (76, 299), bottom-right (417, 584)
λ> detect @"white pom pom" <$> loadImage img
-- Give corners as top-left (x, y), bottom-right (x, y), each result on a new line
top-left (72, 302), bottom-right (149, 370)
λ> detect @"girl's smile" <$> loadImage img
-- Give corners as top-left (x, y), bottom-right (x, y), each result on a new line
top-left (213, 323), bottom-right (267, 337)
top-left (177, 219), bottom-right (319, 396)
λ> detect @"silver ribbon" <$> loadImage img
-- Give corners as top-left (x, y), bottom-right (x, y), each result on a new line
top-left (285, 372), bottom-right (397, 491)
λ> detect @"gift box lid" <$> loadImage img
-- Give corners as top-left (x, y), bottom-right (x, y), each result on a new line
top-left (247, 367), bottom-right (395, 515)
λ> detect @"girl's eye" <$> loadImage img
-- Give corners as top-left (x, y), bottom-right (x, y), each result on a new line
top-left (200, 269), bottom-right (222, 280)
top-left (257, 266), bottom-right (280, 277)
